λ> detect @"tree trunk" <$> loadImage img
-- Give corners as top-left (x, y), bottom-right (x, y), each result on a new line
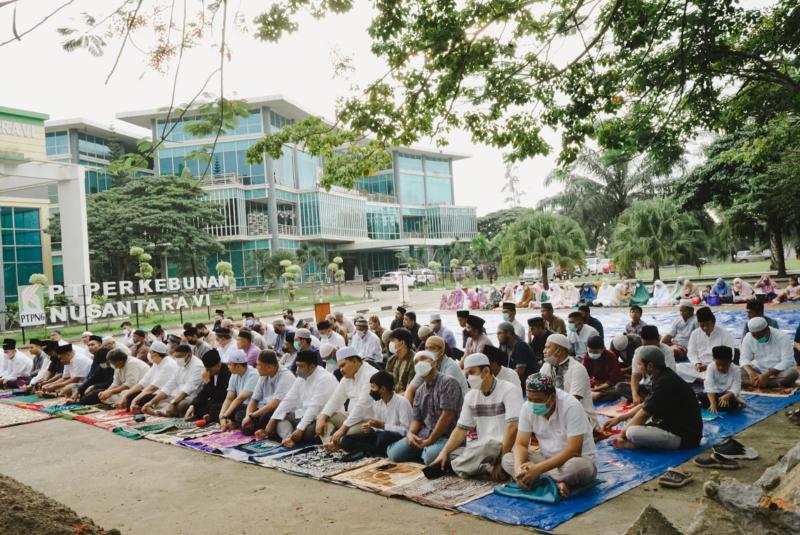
top-left (541, 261), bottom-right (549, 291)
top-left (770, 227), bottom-right (787, 276)
top-left (190, 256), bottom-right (198, 281)
top-left (653, 262), bottom-right (660, 282)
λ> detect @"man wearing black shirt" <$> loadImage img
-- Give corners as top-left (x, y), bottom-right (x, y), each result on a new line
top-left (403, 311), bottom-right (422, 348)
top-left (73, 336), bottom-right (114, 404)
top-left (497, 321), bottom-right (537, 392)
top-left (578, 305), bottom-right (604, 339)
top-left (602, 346), bottom-right (702, 450)
top-left (189, 349), bottom-right (231, 423)
top-left (527, 317), bottom-right (550, 371)
top-left (390, 307), bottom-right (406, 331)
top-left (457, 310), bottom-right (470, 348)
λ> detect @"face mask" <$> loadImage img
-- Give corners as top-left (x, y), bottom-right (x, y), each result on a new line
top-left (296, 368), bottom-right (310, 379)
top-left (501, 312), bottom-right (510, 322)
top-left (293, 342), bottom-right (301, 351)
top-left (369, 390), bottom-right (381, 401)
top-left (568, 324), bottom-right (577, 333)
top-left (245, 320), bottom-right (254, 327)
top-left (414, 361), bottom-right (432, 377)
top-left (757, 336), bottom-right (769, 344)
top-left (174, 357), bottom-right (185, 366)
top-left (544, 356), bottom-right (558, 367)
top-left (530, 402), bottom-right (550, 416)
top-left (587, 352), bottom-right (602, 360)
top-left (388, 341), bottom-right (397, 354)
top-left (321, 335), bottom-right (329, 342)
top-left (467, 374), bottom-right (483, 390)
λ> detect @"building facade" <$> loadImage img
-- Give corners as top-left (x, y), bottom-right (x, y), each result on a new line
top-left (118, 95), bottom-right (478, 286)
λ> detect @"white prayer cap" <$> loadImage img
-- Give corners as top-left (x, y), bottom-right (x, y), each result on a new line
top-left (748, 317), bottom-right (768, 333)
top-left (272, 318), bottom-right (285, 325)
top-left (101, 336), bottom-right (115, 344)
top-left (429, 313), bottom-right (442, 322)
top-left (463, 353), bottom-right (490, 369)
top-left (414, 350), bottom-right (436, 362)
top-left (335, 346), bottom-right (359, 362)
top-left (612, 334), bottom-right (629, 351)
top-left (319, 343), bottom-right (335, 359)
top-left (678, 299), bottom-right (694, 308)
top-left (82, 331), bottom-right (93, 337)
top-left (547, 333), bottom-right (570, 350)
top-left (227, 349), bottom-right (248, 364)
top-left (150, 341), bottom-right (168, 355)
top-left (295, 328), bottom-right (311, 339)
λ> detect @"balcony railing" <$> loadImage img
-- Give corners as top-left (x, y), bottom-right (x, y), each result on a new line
top-left (202, 173), bottom-right (243, 186)
top-left (357, 190), bottom-right (398, 204)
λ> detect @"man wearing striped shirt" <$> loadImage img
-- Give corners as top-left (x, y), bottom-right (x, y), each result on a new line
top-left (432, 353), bottom-right (522, 480)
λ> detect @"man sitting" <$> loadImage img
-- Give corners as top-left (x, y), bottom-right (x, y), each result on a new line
top-left (317, 320), bottom-right (346, 349)
top-left (527, 317), bottom-right (551, 368)
top-left (405, 336), bottom-right (469, 403)
top-left (502, 373), bottom-right (597, 499)
top-left (340, 371), bottom-right (413, 457)
top-left (578, 305), bottom-right (604, 339)
top-left (463, 314), bottom-right (492, 359)
top-left (661, 300), bottom-right (697, 362)
top-left (188, 349), bottom-right (231, 423)
top-left (265, 350), bottom-right (338, 447)
top-left (610, 333), bottom-right (641, 372)
top-left (219, 350), bottom-right (259, 430)
top-left (98, 349), bottom-right (150, 406)
top-left (0, 338), bottom-right (33, 388)
top-left (143, 344), bottom-right (204, 417)
top-left (567, 312), bottom-right (599, 359)
top-left (583, 335), bottom-right (623, 403)
top-left (603, 347), bottom-right (702, 450)
top-left (497, 321), bottom-right (537, 392)
top-left (72, 336), bottom-right (113, 404)
top-left (318, 347), bottom-right (379, 450)
top-left (386, 328), bottom-right (417, 394)
top-left (541, 303), bottom-right (566, 335)
top-left (682, 307), bottom-right (735, 380)
top-left (625, 306), bottom-right (648, 337)
top-left (41, 344), bottom-right (92, 397)
top-left (129, 329), bottom-right (151, 362)
top-left (700, 346), bottom-right (744, 413)
top-left (387, 350), bottom-right (464, 465)
top-left (244, 350), bottom-right (295, 436)
top-left (538, 334), bottom-right (595, 427)
top-left (237, 330), bottom-right (260, 367)
top-left (616, 325), bottom-right (677, 405)
top-left (485, 345), bottom-right (523, 390)
top-left (501, 302), bottom-right (527, 340)
top-left (740, 317), bottom-right (799, 388)
top-left (124, 342), bottom-right (179, 413)
top-left (24, 340), bottom-right (56, 393)
top-left (429, 313), bottom-right (457, 350)
top-left (349, 317), bottom-right (383, 366)
top-left (741, 300), bottom-right (780, 338)
top-left (433, 353), bottom-right (521, 480)
top-left (185, 327), bottom-right (211, 359)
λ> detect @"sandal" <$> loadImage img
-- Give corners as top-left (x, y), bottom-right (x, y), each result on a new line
top-left (693, 452), bottom-right (739, 470)
top-left (658, 468), bottom-right (693, 488)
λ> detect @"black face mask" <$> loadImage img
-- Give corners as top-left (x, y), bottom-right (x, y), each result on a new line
top-left (369, 390), bottom-right (381, 401)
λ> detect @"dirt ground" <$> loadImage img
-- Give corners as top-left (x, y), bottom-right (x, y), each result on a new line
top-left (0, 473), bottom-right (119, 535)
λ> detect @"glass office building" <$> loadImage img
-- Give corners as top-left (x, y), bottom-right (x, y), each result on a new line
top-left (118, 96), bottom-right (478, 286)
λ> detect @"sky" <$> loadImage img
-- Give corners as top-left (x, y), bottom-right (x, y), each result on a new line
top-left (2, 2), bottom-right (576, 215)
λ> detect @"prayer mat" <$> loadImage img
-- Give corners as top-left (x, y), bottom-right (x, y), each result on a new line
top-left (494, 479), bottom-right (602, 504)
top-left (0, 404), bottom-right (51, 428)
top-left (331, 461), bottom-right (424, 495)
top-left (0, 394), bottom-right (44, 405)
top-left (595, 400), bottom-right (636, 418)
top-left (56, 405), bottom-right (106, 420)
top-left (143, 432), bottom-right (183, 446)
top-left (177, 430), bottom-right (254, 454)
top-left (391, 474), bottom-right (496, 509)
top-left (172, 423), bottom-right (222, 439)
top-left (743, 386), bottom-right (799, 397)
top-left (113, 417), bottom-right (181, 439)
top-left (237, 439), bottom-right (282, 455)
top-left (16, 397), bottom-right (71, 410)
top-left (255, 446), bottom-right (378, 479)
top-left (701, 408), bottom-right (722, 422)
top-left (39, 403), bottom-right (82, 415)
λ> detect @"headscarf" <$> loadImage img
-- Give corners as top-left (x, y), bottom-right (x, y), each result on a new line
top-left (732, 277), bottom-right (754, 298)
top-left (649, 279), bottom-right (672, 306)
top-left (631, 281), bottom-right (651, 306)
top-left (671, 277), bottom-right (685, 299)
top-left (711, 277), bottom-right (731, 297)
top-left (548, 283), bottom-right (564, 308)
top-left (579, 283), bottom-right (597, 303)
top-left (594, 279), bottom-right (615, 307)
top-left (562, 281), bottom-right (580, 307)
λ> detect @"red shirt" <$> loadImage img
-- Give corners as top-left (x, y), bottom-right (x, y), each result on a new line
top-left (582, 349), bottom-right (622, 386)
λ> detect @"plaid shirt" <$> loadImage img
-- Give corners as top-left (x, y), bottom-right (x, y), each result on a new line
top-left (412, 373), bottom-right (464, 440)
top-left (385, 351), bottom-right (415, 393)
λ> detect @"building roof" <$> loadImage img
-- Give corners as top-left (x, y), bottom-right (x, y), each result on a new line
top-left (0, 106), bottom-right (49, 122)
top-left (44, 118), bottom-right (149, 144)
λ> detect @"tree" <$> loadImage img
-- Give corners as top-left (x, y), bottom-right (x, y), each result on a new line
top-left (255, 250), bottom-right (295, 285)
top-left (469, 234), bottom-right (497, 274)
top-left (609, 199), bottom-right (709, 281)
top-left (498, 212), bottom-right (587, 289)
top-left (676, 115), bottom-right (800, 276)
top-left (85, 175), bottom-right (223, 282)
top-left (477, 208), bottom-right (535, 241)
top-left (296, 242), bottom-right (326, 282)
top-left (327, 256), bottom-right (345, 296)
top-left (540, 149), bottom-right (672, 247)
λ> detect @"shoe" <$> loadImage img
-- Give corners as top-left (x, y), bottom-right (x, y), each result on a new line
top-left (658, 468), bottom-right (692, 488)
top-left (713, 438), bottom-right (759, 460)
top-left (693, 452), bottom-right (739, 469)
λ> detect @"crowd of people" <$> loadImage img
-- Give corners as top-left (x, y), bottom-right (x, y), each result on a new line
top-left (2, 297), bottom-right (800, 498)
top-left (439, 274), bottom-right (800, 311)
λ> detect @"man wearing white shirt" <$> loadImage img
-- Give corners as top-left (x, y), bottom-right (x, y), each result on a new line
top-left (317, 320), bottom-right (345, 349)
top-left (143, 344), bottom-right (204, 417)
top-left (340, 370), bottom-right (413, 456)
top-left (538, 334), bottom-right (596, 428)
top-left (701, 346), bottom-right (744, 413)
top-left (319, 346), bottom-right (379, 450)
top-left (433, 353), bottom-right (522, 480)
top-left (680, 307), bottom-right (736, 382)
top-left (0, 339), bottom-right (33, 388)
top-left (219, 350), bottom-right (259, 430)
top-left (349, 317), bottom-right (383, 364)
top-left (501, 302), bottom-right (528, 341)
top-left (214, 328), bottom-right (237, 363)
top-left (41, 344), bottom-right (92, 396)
top-left (265, 350), bottom-right (338, 448)
top-left (24, 340), bottom-right (54, 391)
top-left (98, 349), bottom-right (150, 405)
top-left (566, 312), bottom-right (599, 359)
top-left (123, 341), bottom-right (179, 413)
top-left (662, 300), bottom-right (698, 361)
top-left (102, 335), bottom-right (130, 356)
top-left (485, 345), bottom-right (523, 391)
top-left (120, 321), bottom-right (135, 347)
top-left (740, 317), bottom-right (799, 388)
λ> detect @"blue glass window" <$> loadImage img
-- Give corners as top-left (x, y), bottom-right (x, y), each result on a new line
top-left (45, 131), bottom-right (69, 155)
top-left (425, 176), bottom-right (452, 205)
top-left (399, 173), bottom-right (425, 205)
top-left (398, 153), bottom-right (423, 171)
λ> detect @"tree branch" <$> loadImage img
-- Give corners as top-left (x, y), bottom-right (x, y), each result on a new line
top-left (104, 0), bottom-right (144, 85)
top-left (0, 0), bottom-right (74, 47)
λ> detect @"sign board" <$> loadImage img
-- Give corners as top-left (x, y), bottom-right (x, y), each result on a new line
top-left (17, 284), bottom-right (47, 326)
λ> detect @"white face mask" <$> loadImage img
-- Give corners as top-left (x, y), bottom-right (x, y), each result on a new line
top-left (467, 374), bottom-right (483, 390)
top-left (388, 341), bottom-right (397, 354)
top-left (174, 357), bottom-right (186, 367)
top-left (414, 361), bottom-right (432, 377)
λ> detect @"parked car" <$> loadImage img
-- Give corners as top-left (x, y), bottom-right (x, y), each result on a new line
top-left (736, 250), bottom-right (771, 263)
top-left (380, 271), bottom-right (416, 291)
top-left (521, 264), bottom-right (556, 283)
top-left (412, 268), bottom-right (437, 285)
top-left (601, 259), bottom-right (616, 274)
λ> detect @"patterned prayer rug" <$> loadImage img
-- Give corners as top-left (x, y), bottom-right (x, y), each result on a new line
top-left (254, 445), bottom-right (378, 479)
top-left (15, 397), bottom-right (71, 411)
top-left (0, 404), bottom-right (51, 428)
top-left (595, 400), bottom-right (636, 418)
top-left (177, 430), bottom-right (254, 453)
top-left (143, 432), bottom-right (183, 446)
top-left (743, 386), bottom-right (799, 397)
top-left (39, 403), bottom-right (83, 415)
top-left (0, 394), bottom-right (44, 405)
top-left (331, 461), bottom-right (424, 495)
top-left (391, 475), bottom-right (497, 509)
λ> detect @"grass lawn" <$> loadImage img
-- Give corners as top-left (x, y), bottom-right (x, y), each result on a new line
top-left (14, 285), bottom-right (366, 342)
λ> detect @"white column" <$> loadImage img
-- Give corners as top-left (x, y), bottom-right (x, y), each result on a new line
top-left (56, 167), bottom-right (91, 289)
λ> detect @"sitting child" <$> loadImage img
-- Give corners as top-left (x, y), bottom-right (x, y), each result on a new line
top-left (699, 346), bottom-right (744, 413)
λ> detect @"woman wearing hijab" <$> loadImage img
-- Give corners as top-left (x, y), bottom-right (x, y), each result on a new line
top-left (612, 282), bottom-right (632, 307)
top-left (754, 274), bottom-right (778, 301)
top-left (732, 278), bottom-right (755, 303)
top-left (648, 280), bottom-right (673, 306)
top-left (517, 283), bottom-right (534, 308)
top-left (579, 282), bottom-right (597, 304)
top-left (502, 283), bottom-right (515, 303)
top-left (670, 276), bottom-right (685, 301)
top-left (453, 287), bottom-right (465, 309)
top-left (594, 279), bottom-right (615, 307)
top-left (680, 279), bottom-right (701, 301)
top-left (548, 282), bottom-right (565, 308)
top-left (631, 281), bottom-right (651, 306)
top-left (778, 276), bottom-right (800, 302)
top-left (710, 278), bottom-right (733, 304)
top-left (562, 281), bottom-right (580, 307)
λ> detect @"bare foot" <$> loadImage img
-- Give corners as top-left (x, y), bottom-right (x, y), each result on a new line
top-left (613, 437), bottom-right (636, 450)
top-left (556, 481), bottom-right (571, 499)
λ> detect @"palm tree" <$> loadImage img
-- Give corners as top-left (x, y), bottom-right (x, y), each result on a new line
top-left (609, 199), bottom-right (709, 281)
top-left (539, 149), bottom-right (673, 246)
top-left (498, 212), bottom-right (587, 289)
top-left (469, 234), bottom-right (493, 276)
